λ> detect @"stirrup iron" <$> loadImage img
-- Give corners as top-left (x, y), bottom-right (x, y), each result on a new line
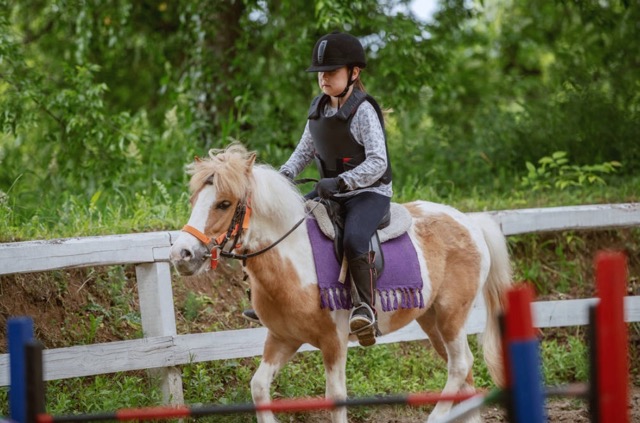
top-left (349, 303), bottom-right (376, 334)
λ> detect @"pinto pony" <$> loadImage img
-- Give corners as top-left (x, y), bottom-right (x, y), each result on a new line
top-left (170, 144), bottom-right (512, 423)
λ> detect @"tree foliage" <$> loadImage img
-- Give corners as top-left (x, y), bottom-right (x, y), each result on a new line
top-left (1, 0), bottom-right (638, 232)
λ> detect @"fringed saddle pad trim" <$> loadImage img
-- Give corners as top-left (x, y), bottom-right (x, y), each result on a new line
top-left (319, 287), bottom-right (425, 312)
top-left (378, 288), bottom-right (425, 312)
top-left (320, 287), bottom-right (352, 311)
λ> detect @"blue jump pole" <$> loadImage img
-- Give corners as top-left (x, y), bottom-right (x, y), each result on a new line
top-left (8, 317), bottom-right (35, 423)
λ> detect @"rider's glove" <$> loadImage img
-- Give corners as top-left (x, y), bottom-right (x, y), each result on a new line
top-left (316, 177), bottom-right (345, 199)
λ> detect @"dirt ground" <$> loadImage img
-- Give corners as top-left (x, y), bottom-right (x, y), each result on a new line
top-left (288, 386), bottom-right (640, 422)
top-left (478, 388), bottom-right (640, 422)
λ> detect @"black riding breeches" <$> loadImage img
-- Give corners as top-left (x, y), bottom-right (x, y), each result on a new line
top-left (333, 192), bottom-right (391, 260)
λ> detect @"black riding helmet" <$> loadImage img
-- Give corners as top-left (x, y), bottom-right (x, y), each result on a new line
top-left (307, 32), bottom-right (366, 99)
top-left (306, 31), bottom-right (366, 72)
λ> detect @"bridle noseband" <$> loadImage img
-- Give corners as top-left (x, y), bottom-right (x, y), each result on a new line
top-left (182, 197), bottom-right (252, 270)
top-left (181, 195), bottom-right (320, 270)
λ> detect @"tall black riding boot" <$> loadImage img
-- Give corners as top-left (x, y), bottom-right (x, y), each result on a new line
top-left (348, 252), bottom-right (377, 347)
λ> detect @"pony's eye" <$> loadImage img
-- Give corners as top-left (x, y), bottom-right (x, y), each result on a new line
top-left (217, 200), bottom-right (231, 210)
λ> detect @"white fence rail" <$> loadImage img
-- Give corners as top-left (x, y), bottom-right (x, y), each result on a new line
top-left (1, 203), bottom-right (640, 403)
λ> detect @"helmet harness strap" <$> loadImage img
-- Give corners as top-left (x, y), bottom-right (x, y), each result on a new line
top-left (336, 66), bottom-right (355, 110)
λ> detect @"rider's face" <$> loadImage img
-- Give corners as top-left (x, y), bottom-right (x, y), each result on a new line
top-left (317, 66), bottom-right (358, 97)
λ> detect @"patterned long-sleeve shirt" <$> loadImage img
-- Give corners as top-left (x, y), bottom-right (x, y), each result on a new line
top-left (280, 100), bottom-right (393, 198)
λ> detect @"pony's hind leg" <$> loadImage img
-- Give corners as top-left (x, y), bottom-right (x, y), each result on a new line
top-left (416, 308), bottom-right (448, 362)
top-left (425, 331), bottom-right (479, 422)
top-left (251, 332), bottom-right (301, 423)
top-left (420, 308), bottom-right (477, 392)
top-left (418, 309), bottom-right (481, 420)
top-left (425, 305), bottom-right (478, 422)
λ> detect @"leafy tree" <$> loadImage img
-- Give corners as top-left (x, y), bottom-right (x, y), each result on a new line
top-left (419, 0), bottom-right (640, 187)
top-left (1, 0), bottom-right (638, 235)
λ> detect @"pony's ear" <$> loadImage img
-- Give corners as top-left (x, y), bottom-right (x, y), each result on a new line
top-left (246, 152), bottom-right (256, 173)
top-left (194, 156), bottom-right (202, 163)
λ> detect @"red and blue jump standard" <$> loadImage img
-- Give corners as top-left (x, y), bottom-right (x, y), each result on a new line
top-left (594, 252), bottom-right (629, 423)
top-left (504, 284), bottom-right (547, 423)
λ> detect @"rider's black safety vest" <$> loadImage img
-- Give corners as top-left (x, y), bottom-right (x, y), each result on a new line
top-left (307, 89), bottom-right (392, 187)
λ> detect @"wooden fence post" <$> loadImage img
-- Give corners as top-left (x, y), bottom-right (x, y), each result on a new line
top-left (135, 262), bottom-right (184, 405)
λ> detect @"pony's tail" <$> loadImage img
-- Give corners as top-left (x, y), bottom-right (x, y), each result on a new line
top-left (473, 213), bottom-right (513, 388)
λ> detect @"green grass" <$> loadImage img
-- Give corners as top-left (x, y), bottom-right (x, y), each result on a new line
top-left (0, 181), bottom-right (192, 242)
top-left (1, 168), bottom-right (638, 242)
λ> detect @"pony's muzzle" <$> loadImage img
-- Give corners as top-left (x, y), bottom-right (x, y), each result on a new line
top-left (170, 242), bottom-right (210, 276)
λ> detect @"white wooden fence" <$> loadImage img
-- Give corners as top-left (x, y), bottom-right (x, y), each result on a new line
top-left (1, 202), bottom-right (640, 405)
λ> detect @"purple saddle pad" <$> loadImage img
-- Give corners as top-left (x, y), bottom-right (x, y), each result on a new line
top-left (306, 218), bottom-right (424, 312)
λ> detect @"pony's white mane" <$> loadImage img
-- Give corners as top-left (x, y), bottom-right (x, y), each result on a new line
top-left (186, 142), bottom-right (307, 227)
top-left (251, 165), bottom-right (306, 223)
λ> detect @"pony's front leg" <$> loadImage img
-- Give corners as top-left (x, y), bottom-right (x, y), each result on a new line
top-left (251, 332), bottom-right (301, 423)
top-left (321, 335), bottom-right (349, 423)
